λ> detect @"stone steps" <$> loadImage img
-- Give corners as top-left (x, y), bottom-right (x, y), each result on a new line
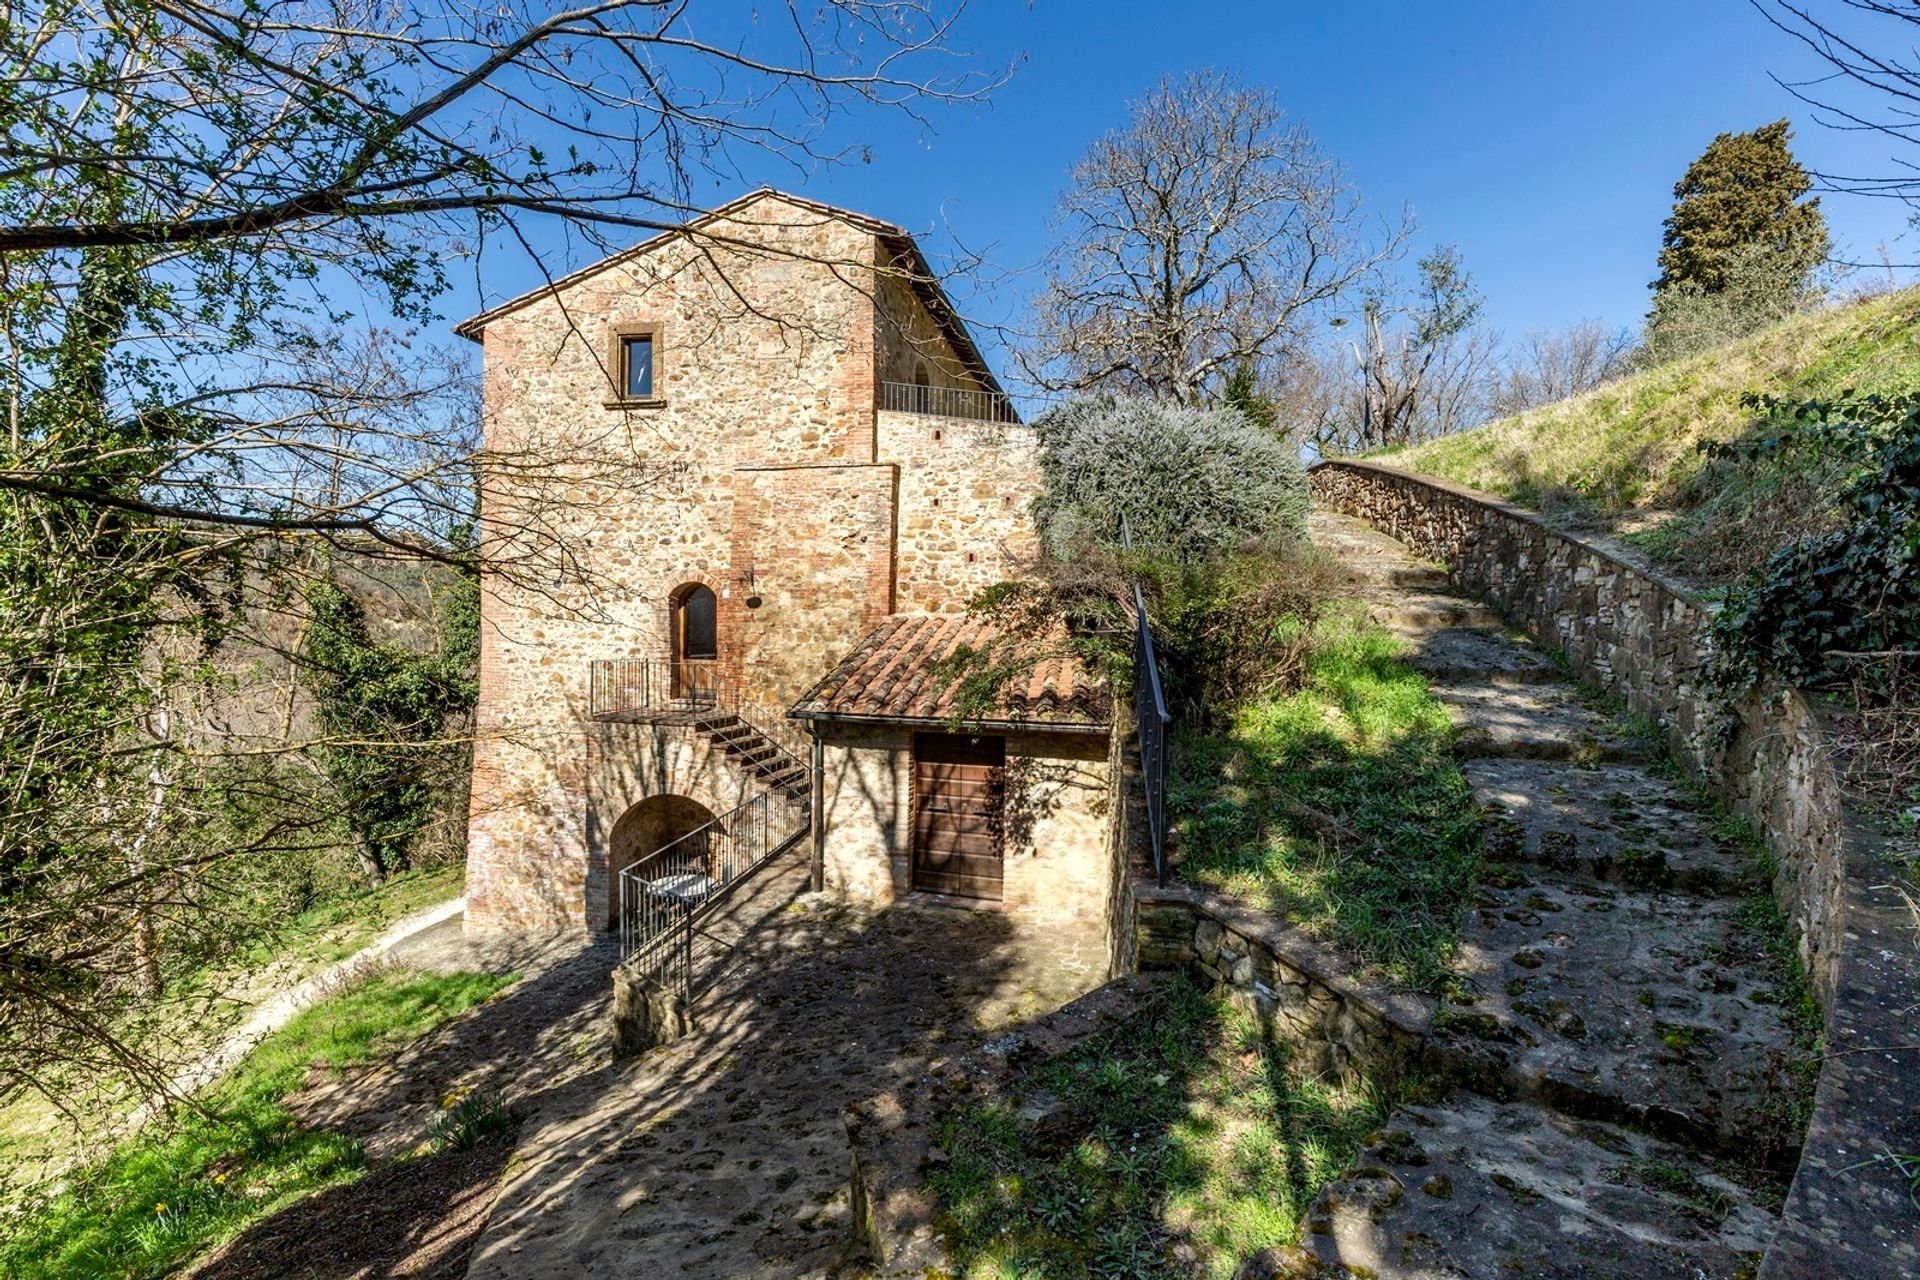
top-left (1369, 595), bottom-right (1510, 634)
top-left (1435, 679), bottom-right (1658, 764)
top-left (1394, 626), bottom-right (1564, 687)
top-left (1470, 759), bottom-right (1767, 896)
top-left (1437, 861), bottom-right (1800, 1157)
top-left (1269, 1094), bottom-right (1778, 1280)
top-left (1257, 510), bottom-right (1801, 1279)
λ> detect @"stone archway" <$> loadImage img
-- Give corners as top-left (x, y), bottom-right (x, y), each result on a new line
top-left (608, 794), bottom-right (717, 928)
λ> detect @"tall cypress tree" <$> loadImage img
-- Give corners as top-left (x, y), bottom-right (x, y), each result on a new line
top-left (1653, 119), bottom-right (1829, 298)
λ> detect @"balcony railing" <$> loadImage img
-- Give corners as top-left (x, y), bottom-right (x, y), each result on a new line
top-left (588, 656), bottom-right (813, 787)
top-left (881, 380), bottom-right (1022, 425)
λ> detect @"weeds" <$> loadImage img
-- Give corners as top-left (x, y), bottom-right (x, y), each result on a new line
top-left (1841, 1149), bottom-right (1920, 1210)
top-left (0, 968), bottom-right (512, 1280)
top-left (426, 1089), bottom-right (516, 1153)
top-left (1169, 609), bottom-right (1479, 990)
top-left (933, 976), bottom-right (1392, 1280)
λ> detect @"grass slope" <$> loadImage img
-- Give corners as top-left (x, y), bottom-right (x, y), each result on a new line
top-left (0, 968), bottom-right (512, 1280)
top-left (0, 864), bottom-right (465, 1178)
top-left (1170, 611), bottom-right (1479, 991)
top-left (1384, 288), bottom-right (1920, 582)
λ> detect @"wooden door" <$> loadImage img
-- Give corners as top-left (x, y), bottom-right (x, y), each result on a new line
top-left (672, 585), bottom-right (718, 703)
top-left (912, 733), bottom-right (1006, 900)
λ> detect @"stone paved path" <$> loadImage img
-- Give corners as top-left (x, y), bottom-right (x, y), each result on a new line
top-left (460, 852), bottom-right (1105, 1279)
top-left (1268, 512), bottom-right (1805, 1279)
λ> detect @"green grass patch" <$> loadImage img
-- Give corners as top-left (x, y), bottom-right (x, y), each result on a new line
top-left (1169, 610), bottom-right (1479, 990)
top-left (1383, 288), bottom-right (1920, 585)
top-left (0, 967), bottom-right (512, 1280)
top-left (933, 976), bottom-right (1392, 1280)
top-left (230, 863), bottom-right (465, 974)
top-left (0, 865), bottom-right (465, 1172)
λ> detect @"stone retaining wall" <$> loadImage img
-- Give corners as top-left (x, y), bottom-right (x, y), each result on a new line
top-left (1312, 457), bottom-right (1920, 1280)
top-left (1132, 882), bottom-right (1431, 1082)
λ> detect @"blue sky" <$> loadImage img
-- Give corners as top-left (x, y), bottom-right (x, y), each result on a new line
top-left (456, 1), bottom-right (1917, 374)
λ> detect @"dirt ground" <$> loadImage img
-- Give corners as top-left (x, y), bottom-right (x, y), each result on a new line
top-left (186, 1133), bottom-right (515, 1280)
top-left (460, 853), bottom-right (1106, 1279)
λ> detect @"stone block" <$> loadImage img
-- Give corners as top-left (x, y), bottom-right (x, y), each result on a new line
top-left (611, 963), bottom-right (694, 1057)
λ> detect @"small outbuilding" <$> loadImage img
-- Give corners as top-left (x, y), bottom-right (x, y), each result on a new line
top-left (789, 614), bottom-right (1115, 925)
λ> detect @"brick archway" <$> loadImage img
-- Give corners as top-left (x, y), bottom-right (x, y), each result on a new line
top-left (607, 793), bottom-right (717, 929)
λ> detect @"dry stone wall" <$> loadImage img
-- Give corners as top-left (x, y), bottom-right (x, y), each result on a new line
top-left (1131, 882), bottom-right (1431, 1083)
top-left (1312, 457), bottom-right (1920, 1280)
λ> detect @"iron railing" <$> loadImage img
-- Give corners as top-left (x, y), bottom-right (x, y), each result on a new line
top-left (1121, 516), bottom-right (1171, 887)
top-left (588, 657), bottom-right (812, 784)
top-left (617, 790), bottom-right (807, 994)
top-left (880, 379), bottom-right (1022, 424)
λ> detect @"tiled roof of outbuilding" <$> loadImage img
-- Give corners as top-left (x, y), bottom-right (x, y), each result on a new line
top-left (788, 614), bottom-right (1110, 731)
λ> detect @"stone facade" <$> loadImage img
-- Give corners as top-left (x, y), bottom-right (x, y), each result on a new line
top-left (1312, 458), bottom-right (1920, 1280)
top-left (461, 191), bottom-right (1046, 933)
top-left (816, 723), bottom-right (1112, 923)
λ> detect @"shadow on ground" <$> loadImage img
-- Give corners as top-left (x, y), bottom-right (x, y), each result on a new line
top-left (187, 1132), bottom-right (515, 1279)
top-left (462, 855), bottom-right (1105, 1278)
top-left (191, 850), bottom-right (1104, 1279)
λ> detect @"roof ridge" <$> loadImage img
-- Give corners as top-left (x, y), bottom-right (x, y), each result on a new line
top-left (453, 188), bottom-right (908, 340)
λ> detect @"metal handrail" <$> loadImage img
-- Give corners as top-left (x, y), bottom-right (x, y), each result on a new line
top-left (880, 380), bottom-right (1022, 424)
top-left (588, 657), bottom-right (811, 789)
top-left (1120, 515), bottom-right (1172, 888)
top-left (616, 790), bottom-right (807, 992)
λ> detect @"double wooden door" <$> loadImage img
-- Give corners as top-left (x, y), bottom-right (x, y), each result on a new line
top-left (911, 733), bottom-right (1006, 901)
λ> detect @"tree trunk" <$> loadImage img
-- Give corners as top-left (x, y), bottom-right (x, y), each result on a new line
top-left (353, 834), bottom-right (388, 888)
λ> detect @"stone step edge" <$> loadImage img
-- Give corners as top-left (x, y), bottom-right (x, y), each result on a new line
top-left (1132, 872), bottom-right (1785, 1166)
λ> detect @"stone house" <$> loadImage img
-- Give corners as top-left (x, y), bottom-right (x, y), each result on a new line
top-left (456, 190), bottom-right (1114, 936)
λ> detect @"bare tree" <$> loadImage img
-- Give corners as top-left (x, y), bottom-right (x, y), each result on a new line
top-left (1750, 0), bottom-right (1920, 205)
top-left (1490, 320), bottom-right (1636, 417)
top-left (0, 0), bottom-right (1007, 1114)
top-left (1316, 245), bottom-right (1495, 455)
top-left (1025, 69), bottom-right (1407, 404)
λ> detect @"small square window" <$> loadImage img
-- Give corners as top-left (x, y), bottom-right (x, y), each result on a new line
top-left (621, 335), bottom-right (654, 399)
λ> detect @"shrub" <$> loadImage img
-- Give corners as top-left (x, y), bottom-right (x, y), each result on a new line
top-left (425, 1088), bottom-right (516, 1152)
top-left (1643, 236), bottom-right (1826, 365)
top-left (1029, 391), bottom-right (1310, 560)
top-left (1708, 391), bottom-right (1920, 693)
top-left (948, 393), bottom-right (1329, 728)
top-left (1131, 538), bottom-right (1343, 718)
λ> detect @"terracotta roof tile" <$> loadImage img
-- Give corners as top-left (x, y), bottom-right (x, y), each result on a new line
top-left (789, 615), bottom-right (1110, 729)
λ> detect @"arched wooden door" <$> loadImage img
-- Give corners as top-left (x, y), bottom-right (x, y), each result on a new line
top-left (669, 583), bottom-right (718, 703)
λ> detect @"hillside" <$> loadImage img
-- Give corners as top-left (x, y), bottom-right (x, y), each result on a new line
top-left (1383, 287), bottom-right (1920, 585)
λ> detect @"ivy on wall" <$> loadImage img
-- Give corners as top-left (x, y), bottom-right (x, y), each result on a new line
top-left (1709, 392), bottom-right (1920, 693)
top-left (301, 564), bottom-right (479, 885)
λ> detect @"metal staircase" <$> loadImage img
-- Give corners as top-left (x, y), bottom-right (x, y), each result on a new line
top-left (588, 657), bottom-right (811, 806)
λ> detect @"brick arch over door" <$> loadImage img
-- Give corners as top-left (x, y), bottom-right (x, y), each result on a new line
top-left (656, 569), bottom-right (732, 679)
top-left (607, 793), bottom-right (716, 929)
